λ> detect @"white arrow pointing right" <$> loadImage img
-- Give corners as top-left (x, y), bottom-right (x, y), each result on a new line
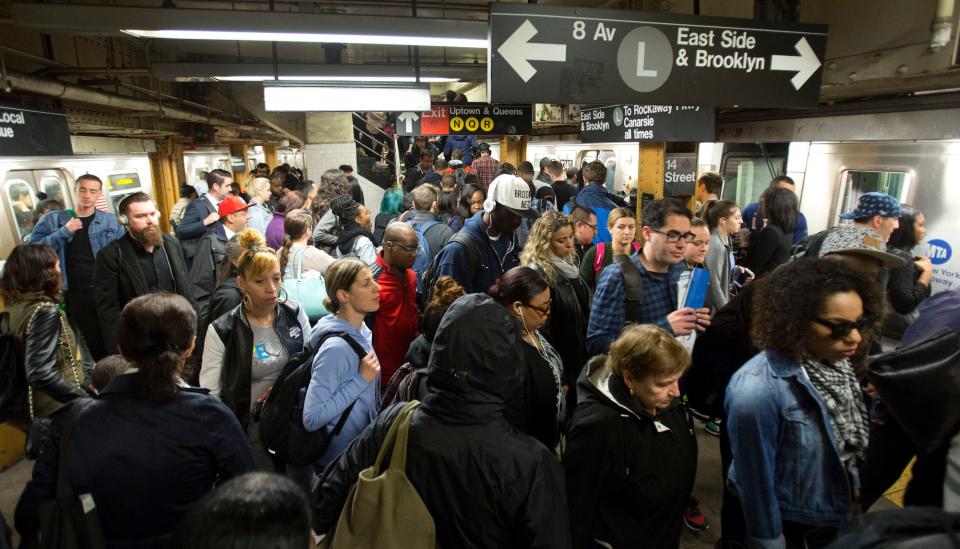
top-left (771, 37), bottom-right (821, 90)
top-left (397, 112), bottom-right (419, 134)
top-left (497, 19), bottom-right (567, 83)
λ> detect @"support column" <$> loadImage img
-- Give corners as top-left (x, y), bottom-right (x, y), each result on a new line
top-left (303, 112), bottom-right (357, 179)
top-left (264, 143), bottom-right (278, 171)
top-left (637, 142), bottom-right (666, 224)
top-left (150, 137), bottom-right (181, 233)
top-left (499, 135), bottom-right (527, 168)
top-left (230, 142), bottom-right (250, 190)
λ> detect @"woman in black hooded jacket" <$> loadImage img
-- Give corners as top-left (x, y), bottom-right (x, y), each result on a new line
top-left (314, 294), bottom-right (572, 549)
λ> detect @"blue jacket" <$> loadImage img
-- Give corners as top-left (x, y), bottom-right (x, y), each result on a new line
top-left (29, 210), bottom-right (123, 291)
top-left (725, 350), bottom-right (852, 549)
top-left (433, 212), bottom-right (520, 295)
top-left (443, 134), bottom-right (478, 165)
top-left (304, 315), bottom-right (379, 467)
top-left (563, 184), bottom-right (619, 244)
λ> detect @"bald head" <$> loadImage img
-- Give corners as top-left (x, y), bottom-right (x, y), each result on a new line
top-left (383, 222), bottom-right (419, 271)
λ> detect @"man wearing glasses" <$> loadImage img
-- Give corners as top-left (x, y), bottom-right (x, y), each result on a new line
top-left (570, 205), bottom-right (598, 267)
top-left (370, 223), bottom-right (421, 389)
top-left (586, 199), bottom-right (712, 355)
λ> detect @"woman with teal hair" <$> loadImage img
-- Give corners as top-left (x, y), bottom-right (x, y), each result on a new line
top-left (374, 187), bottom-right (405, 245)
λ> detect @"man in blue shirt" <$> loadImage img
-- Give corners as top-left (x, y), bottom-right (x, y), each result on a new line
top-left (741, 175), bottom-right (808, 244)
top-left (586, 199), bottom-right (712, 355)
top-left (563, 161), bottom-right (619, 244)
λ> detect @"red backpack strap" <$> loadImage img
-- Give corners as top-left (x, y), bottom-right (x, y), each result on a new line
top-left (594, 242), bottom-right (606, 274)
top-left (632, 241), bottom-right (641, 253)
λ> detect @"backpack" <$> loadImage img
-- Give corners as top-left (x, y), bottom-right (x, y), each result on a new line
top-left (451, 167), bottom-right (468, 187)
top-left (789, 228), bottom-right (832, 260)
top-left (259, 332), bottom-right (367, 466)
top-left (421, 231), bottom-right (480, 302)
top-left (594, 241), bottom-right (642, 274)
top-left (407, 220), bottom-right (440, 296)
top-left (318, 401), bottom-right (435, 549)
top-left (0, 312), bottom-right (27, 419)
top-left (613, 254), bottom-right (646, 324)
top-left (380, 363), bottom-right (429, 409)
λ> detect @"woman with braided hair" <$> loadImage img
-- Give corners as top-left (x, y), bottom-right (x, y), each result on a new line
top-left (200, 228), bottom-right (312, 470)
top-left (16, 292), bottom-right (255, 548)
top-left (330, 195), bottom-right (377, 269)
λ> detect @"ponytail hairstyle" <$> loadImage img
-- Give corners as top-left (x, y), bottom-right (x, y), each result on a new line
top-left (702, 199), bottom-right (739, 231)
top-left (236, 229), bottom-right (282, 311)
top-left (118, 293), bottom-right (196, 403)
top-left (279, 210), bottom-right (314, 276)
top-left (421, 276), bottom-right (466, 338)
top-left (322, 258), bottom-right (368, 314)
top-left (215, 236), bottom-right (244, 287)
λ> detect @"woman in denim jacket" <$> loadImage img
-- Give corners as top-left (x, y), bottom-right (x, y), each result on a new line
top-left (725, 258), bottom-right (882, 549)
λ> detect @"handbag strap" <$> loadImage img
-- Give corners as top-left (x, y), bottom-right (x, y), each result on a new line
top-left (55, 398), bottom-right (93, 500)
top-left (293, 246), bottom-right (306, 280)
top-left (25, 303), bottom-right (83, 420)
top-left (372, 401), bottom-right (419, 472)
top-left (388, 401), bottom-right (418, 472)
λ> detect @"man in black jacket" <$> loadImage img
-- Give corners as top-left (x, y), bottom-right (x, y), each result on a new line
top-left (314, 294), bottom-right (572, 549)
top-left (94, 193), bottom-right (196, 356)
top-left (189, 196), bottom-right (251, 312)
top-left (175, 169), bottom-right (232, 268)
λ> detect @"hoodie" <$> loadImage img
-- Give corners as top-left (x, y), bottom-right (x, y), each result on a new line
top-left (314, 294), bottom-right (572, 548)
top-left (303, 314), bottom-right (379, 467)
top-left (564, 356), bottom-right (697, 549)
top-left (433, 212), bottom-right (519, 294)
top-left (443, 134), bottom-right (478, 165)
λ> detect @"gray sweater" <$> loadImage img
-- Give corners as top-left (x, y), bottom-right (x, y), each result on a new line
top-left (704, 230), bottom-right (733, 311)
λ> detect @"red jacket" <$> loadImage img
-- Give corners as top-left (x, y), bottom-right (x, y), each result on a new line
top-left (372, 251), bottom-right (420, 387)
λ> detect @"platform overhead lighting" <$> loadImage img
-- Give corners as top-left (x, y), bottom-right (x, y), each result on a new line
top-left (215, 76), bottom-right (458, 83)
top-left (263, 82), bottom-right (431, 112)
top-left (150, 63), bottom-right (484, 83)
top-left (11, 4), bottom-right (489, 49)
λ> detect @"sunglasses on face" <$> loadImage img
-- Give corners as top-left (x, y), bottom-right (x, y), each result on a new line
top-left (813, 317), bottom-right (875, 340)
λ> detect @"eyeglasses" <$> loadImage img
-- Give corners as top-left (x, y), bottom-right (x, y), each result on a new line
top-left (578, 220), bottom-right (598, 231)
top-left (387, 241), bottom-right (418, 253)
top-left (813, 317), bottom-right (875, 340)
top-left (650, 229), bottom-right (697, 243)
top-left (524, 300), bottom-right (551, 316)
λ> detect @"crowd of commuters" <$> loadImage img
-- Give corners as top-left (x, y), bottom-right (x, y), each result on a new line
top-left (0, 146), bottom-right (952, 549)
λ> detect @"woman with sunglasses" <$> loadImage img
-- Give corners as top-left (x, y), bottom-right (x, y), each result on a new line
top-left (489, 266), bottom-right (565, 451)
top-left (725, 258), bottom-right (882, 548)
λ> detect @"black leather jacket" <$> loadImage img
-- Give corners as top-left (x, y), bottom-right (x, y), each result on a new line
top-left (206, 302), bottom-right (307, 429)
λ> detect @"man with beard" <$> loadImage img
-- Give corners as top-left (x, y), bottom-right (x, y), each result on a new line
top-left (94, 192), bottom-right (196, 356)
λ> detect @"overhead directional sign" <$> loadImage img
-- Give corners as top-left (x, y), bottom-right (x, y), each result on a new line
top-left (580, 104), bottom-right (716, 143)
top-left (489, 3), bottom-right (828, 108)
top-left (394, 103), bottom-right (532, 136)
top-left (0, 104), bottom-right (73, 156)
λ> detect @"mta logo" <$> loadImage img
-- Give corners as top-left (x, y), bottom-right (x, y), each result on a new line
top-left (927, 239), bottom-right (952, 266)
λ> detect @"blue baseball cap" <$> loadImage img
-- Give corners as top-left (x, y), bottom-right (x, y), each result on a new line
top-left (839, 192), bottom-right (901, 220)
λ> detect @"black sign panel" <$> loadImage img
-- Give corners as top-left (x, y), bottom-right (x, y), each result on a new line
top-left (489, 3), bottom-right (828, 107)
top-left (394, 103), bottom-right (532, 136)
top-left (663, 153), bottom-right (698, 196)
top-left (580, 105), bottom-right (716, 143)
top-left (0, 105), bottom-right (72, 156)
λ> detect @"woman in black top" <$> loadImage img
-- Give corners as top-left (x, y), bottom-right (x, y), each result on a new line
top-left (742, 187), bottom-right (797, 278)
top-left (490, 266), bottom-right (565, 451)
top-left (885, 205), bottom-right (933, 335)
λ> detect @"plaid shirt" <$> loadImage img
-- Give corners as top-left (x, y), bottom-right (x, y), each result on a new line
top-left (471, 155), bottom-right (500, 192)
top-left (586, 254), bottom-right (684, 355)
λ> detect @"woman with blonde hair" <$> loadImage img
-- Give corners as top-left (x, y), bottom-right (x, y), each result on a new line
top-left (246, 177), bottom-right (274, 235)
top-left (521, 210), bottom-right (591, 409)
top-left (565, 324), bottom-right (698, 548)
top-left (578, 206), bottom-right (639, 291)
top-left (201, 228), bottom-right (312, 469)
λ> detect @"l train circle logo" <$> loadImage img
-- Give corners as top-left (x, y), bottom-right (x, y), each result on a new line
top-left (927, 239), bottom-right (952, 266)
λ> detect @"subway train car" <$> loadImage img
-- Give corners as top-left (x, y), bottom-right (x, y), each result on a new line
top-left (0, 152), bottom-right (154, 260)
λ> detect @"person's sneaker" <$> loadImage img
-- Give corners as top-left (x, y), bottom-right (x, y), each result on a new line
top-left (684, 497), bottom-right (709, 532)
top-left (704, 420), bottom-right (721, 437)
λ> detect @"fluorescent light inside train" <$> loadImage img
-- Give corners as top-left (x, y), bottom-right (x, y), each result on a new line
top-left (215, 76), bottom-right (458, 83)
top-left (122, 29), bottom-right (487, 49)
top-left (263, 83), bottom-right (431, 112)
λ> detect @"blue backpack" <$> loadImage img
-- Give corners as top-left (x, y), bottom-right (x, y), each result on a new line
top-left (407, 219), bottom-right (440, 295)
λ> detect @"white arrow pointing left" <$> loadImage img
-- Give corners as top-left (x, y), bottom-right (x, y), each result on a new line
top-left (771, 37), bottom-right (821, 90)
top-left (397, 112), bottom-right (419, 134)
top-left (497, 19), bottom-right (567, 83)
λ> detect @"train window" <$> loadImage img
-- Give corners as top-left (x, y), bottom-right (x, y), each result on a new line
top-left (40, 176), bottom-right (67, 204)
top-left (839, 170), bottom-right (910, 220)
top-left (720, 156), bottom-right (787, 206)
top-left (107, 172), bottom-right (141, 191)
top-left (5, 178), bottom-right (37, 239)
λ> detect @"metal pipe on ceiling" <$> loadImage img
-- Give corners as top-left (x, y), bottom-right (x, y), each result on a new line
top-left (3, 69), bottom-right (261, 130)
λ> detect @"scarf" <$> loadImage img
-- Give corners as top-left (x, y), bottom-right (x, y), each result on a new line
top-left (336, 223), bottom-right (376, 256)
top-left (802, 357), bottom-right (869, 465)
top-left (549, 252), bottom-right (581, 280)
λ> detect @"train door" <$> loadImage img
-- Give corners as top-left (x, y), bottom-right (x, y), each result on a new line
top-left (576, 149), bottom-right (618, 192)
top-left (835, 169), bottom-right (912, 226)
top-left (3, 168), bottom-right (72, 241)
top-left (719, 144), bottom-right (788, 207)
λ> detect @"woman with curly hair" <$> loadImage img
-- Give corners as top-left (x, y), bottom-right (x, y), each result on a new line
top-left (521, 210), bottom-right (591, 408)
top-left (725, 258), bottom-right (882, 548)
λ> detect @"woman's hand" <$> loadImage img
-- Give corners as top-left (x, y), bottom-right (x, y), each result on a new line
top-left (359, 351), bottom-right (381, 383)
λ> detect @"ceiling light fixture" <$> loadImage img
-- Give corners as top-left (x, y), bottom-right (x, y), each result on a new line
top-left (122, 29), bottom-right (487, 49)
top-left (263, 82), bottom-right (431, 112)
top-left (215, 75), bottom-right (457, 83)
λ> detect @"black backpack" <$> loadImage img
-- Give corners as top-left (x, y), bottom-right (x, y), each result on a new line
top-left (421, 232), bottom-right (480, 303)
top-left (0, 312), bottom-right (26, 420)
top-left (259, 332), bottom-right (367, 466)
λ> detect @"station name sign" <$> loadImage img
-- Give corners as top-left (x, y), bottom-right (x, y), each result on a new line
top-left (394, 103), bottom-right (532, 136)
top-left (489, 3), bottom-right (828, 108)
top-left (580, 104), bottom-right (716, 143)
top-left (0, 105), bottom-right (73, 157)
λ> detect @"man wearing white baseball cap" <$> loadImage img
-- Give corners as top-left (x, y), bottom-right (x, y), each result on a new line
top-left (432, 174), bottom-right (539, 294)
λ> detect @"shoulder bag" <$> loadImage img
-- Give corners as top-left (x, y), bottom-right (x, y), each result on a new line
top-left (284, 247), bottom-right (328, 322)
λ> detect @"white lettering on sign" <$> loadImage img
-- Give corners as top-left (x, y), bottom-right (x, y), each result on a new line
top-left (594, 22), bottom-right (616, 42)
top-left (583, 120), bottom-right (610, 132)
top-left (0, 110), bottom-right (26, 140)
top-left (677, 28), bottom-right (715, 47)
top-left (665, 171), bottom-right (695, 183)
top-left (0, 127), bottom-right (14, 138)
top-left (492, 106), bottom-right (524, 116)
top-left (694, 49), bottom-right (766, 73)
